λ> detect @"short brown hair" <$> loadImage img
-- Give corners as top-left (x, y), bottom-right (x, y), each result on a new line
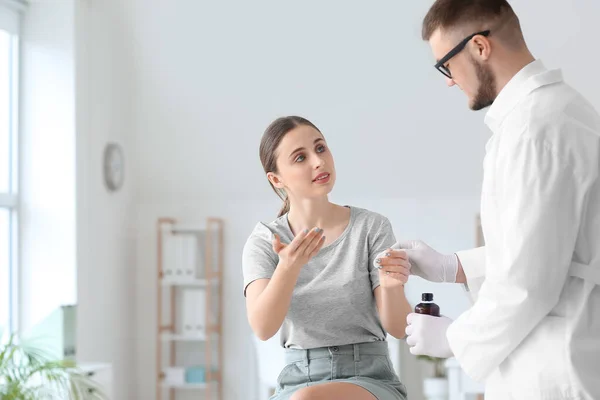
top-left (422, 0), bottom-right (519, 41)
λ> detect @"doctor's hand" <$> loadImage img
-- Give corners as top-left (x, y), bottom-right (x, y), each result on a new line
top-left (405, 313), bottom-right (454, 358)
top-left (393, 240), bottom-right (458, 283)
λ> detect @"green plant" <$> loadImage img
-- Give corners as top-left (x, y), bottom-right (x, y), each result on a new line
top-left (417, 355), bottom-right (447, 378)
top-left (0, 332), bottom-right (104, 399)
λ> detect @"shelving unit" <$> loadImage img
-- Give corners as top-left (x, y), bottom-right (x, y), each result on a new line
top-left (156, 217), bottom-right (224, 400)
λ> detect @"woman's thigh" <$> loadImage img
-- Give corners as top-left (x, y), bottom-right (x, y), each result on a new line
top-left (290, 382), bottom-right (377, 400)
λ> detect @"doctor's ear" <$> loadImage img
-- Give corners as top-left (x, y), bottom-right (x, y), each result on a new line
top-left (267, 172), bottom-right (285, 189)
top-left (471, 35), bottom-right (492, 61)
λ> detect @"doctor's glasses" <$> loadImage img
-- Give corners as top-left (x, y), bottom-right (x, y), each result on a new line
top-left (434, 30), bottom-right (491, 79)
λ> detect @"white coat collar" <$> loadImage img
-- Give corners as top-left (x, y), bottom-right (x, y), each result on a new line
top-left (484, 59), bottom-right (563, 131)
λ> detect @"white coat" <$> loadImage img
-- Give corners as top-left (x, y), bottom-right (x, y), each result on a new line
top-left (448, 60), bottom-right (600, 400)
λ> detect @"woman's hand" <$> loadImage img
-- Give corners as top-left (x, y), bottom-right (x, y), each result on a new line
top-left (272, 227), bottom-right (325, 271)
top-left (373, 248), bottom-right (413, 338)
top-left (374, 249), bottom-right (411, 288)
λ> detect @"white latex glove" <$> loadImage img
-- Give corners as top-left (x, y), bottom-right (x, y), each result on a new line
top-left (405, 313), bottom-right (454, 358)
top-left (393, 240), bottom-right (458, 283)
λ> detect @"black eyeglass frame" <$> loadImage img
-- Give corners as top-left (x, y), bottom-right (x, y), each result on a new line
top-left (434, 30), bottom-right (491, 79)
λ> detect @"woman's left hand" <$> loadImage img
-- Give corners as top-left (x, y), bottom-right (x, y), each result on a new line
top-left (374, 249), bottom-right (411, 288)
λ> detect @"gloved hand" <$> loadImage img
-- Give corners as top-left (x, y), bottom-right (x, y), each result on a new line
top-left (393, 240), bottom-right (458, 283)
top-left (405, 313), bottom-right (454, 358)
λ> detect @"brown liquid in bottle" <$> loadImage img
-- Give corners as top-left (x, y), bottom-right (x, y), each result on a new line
top-left (414, 293), bottom-right (440, 317)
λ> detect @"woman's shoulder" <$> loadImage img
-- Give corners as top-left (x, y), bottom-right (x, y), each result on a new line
top-left (243, 218), bottom-right (283, 263)
top-left (345, 206), bottom-right (395, 247)
top-left (245, 215), bottom-right (289, 246)
top-left (347, 206), bottom-right (392, 229)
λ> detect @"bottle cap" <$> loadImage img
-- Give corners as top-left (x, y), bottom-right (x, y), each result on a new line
top-left (422, 293), bottom-right (434, 301)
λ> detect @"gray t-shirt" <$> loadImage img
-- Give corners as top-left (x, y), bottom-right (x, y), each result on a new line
top-left (242, 206), bottom-right (396, 349)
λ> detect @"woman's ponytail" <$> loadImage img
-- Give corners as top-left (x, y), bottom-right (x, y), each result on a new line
top-left (278, 196), bottom-right (290, 218)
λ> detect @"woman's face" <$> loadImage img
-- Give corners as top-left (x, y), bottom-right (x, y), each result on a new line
top-left (268, 125), bottom-right (336, 201)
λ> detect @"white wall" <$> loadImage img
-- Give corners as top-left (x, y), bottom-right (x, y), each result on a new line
top-left (19, 0), bottom-right (76, 332)
top-left (74, 0), bottom-right (136, 399)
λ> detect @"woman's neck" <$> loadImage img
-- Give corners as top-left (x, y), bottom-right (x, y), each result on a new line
top-left (287, 198), bottom-right (340, 235)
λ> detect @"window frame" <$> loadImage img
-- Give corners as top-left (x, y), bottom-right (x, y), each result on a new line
top-left (0, 0), bottom-right (21, 336)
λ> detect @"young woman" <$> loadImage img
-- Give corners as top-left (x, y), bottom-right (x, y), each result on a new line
top-left (243, 116), bottom-right (412, 400)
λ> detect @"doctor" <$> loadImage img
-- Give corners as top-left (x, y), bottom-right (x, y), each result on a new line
top-left (402, 0), bottom-right (600, 399)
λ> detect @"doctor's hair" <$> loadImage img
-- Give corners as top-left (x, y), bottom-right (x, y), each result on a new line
top-left (422, 0), bottom-right (526, 49)
top-left (259, 116), bottom-right (323, 218)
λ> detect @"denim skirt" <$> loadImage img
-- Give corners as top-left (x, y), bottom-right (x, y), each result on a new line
top-left (271, 341), bottom-right (407, 400)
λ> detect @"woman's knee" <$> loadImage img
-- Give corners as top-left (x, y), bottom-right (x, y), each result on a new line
top-left (290, 386), bottom-right (331, 400)
top-left (290, 383), bottom-right (377, 400)
top-left (289, 387), bottom-right (314, 400)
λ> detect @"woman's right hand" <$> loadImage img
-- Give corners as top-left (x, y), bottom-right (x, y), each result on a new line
top-left (272, 228), bottom-right (325, 270)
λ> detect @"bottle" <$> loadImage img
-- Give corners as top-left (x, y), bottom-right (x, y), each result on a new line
top-left (415, 293), bottom-right (440, 317)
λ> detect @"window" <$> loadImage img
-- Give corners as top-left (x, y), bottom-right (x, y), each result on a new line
top-left (0, 2), bottom-right (20, 336)
top-left (0, 208), bottom-right (10, 334)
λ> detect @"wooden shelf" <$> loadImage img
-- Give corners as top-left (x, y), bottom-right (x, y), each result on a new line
top-left (161, 333), bottom-right (207, 342)
top-left (160, 278), bottom-right (218, 288)
top-left (160, 223), bottom-right (207, 233)
top-left (161, 382), bottom-right (209, 390)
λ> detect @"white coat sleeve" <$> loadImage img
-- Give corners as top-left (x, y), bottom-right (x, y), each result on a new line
top-left (455, 246), bottom-right (486, 302)
top-left (456, 246), bottom-right (486, 280)
top-left (446, 136), bottom-right (588, 382)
